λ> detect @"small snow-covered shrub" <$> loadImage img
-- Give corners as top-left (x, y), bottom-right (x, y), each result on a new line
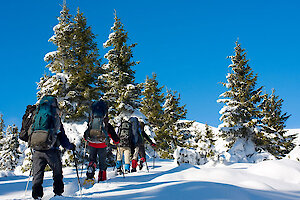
top-left (174, 147), bottom-right (200, 165)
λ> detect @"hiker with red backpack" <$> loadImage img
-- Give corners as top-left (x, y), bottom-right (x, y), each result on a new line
top-left (83, 100), bottom-right (119, 185)
top-left (20, 95), bottom-right (76, 200)
top-left (130, 118), bottom-right (156, 172)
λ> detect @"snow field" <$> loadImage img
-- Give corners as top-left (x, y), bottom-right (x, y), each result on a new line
top-left (2, 158), bottom-right (300, 200)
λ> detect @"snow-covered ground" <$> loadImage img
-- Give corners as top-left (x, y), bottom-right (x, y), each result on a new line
top-left (1, 158), bottom-right (300, 200)
top-left (1, 125), bottom-right (299, 200)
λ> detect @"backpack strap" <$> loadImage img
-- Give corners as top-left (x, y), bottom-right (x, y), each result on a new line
top-left (102, 115), bottom-right (110, 145)
top-left (89, 113), bottom-right (94, 127)
top-left (118, 118), bottom-right (123, 136)
top-left (102, 125), bottom-right (110, 143)
top-left (53, 107), bottom-right (61, 134)
top-left (139, 121), bottom-right (144, 141)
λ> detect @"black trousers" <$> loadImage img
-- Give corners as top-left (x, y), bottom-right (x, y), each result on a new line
top-left (89, 146), bottom-right (107, 171)
top-left (32, 149), bottom-right (63, 199)
top-left (139, 144), bottom-right (146, 160)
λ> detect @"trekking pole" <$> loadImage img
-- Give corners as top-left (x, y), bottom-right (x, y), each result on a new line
top-left (73, 150), bottom-right (82, 197)
top-left (113, 144), bottom-right (119, 172)
top-left (145, 159), bottom-right (149, 172)
top-left (80, 140), bottom-right (87, 178)
top-left (24, 149), bottom-right (33, 197)
top-left (153, 150), bottom-right (156, 170)
top-left (24, 164), bottom-right (32, 197)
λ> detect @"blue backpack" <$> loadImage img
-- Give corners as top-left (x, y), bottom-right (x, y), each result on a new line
top-left (29, 96), bottom-right (60, 150)
top-left (129, 117), bottom-right (142, 146)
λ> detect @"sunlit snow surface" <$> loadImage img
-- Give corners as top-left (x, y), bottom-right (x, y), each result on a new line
top-left (2, 158), bottom-right (300, 200)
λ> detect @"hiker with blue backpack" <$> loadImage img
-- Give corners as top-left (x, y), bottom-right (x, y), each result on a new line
top-left (20, 95), bottom-right (75, 200)
top-left (115, 118), bottom-right (134, 174)
top-left (130, 118), bottom-right (156, 172)
top-left (115, 117), bottom-right (156, 174)
top-left (83, 100), bottom-right (120, 185)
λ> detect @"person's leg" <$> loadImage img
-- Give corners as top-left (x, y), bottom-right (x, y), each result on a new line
top-left (32, 151), bottom-right (47, 199)
top-left (97, 148), bottom-right (107, 181)
top-left (124, 147), bottom-right (131, 172)
top-left (87, 146), bottom-right (97, 179)
top-left (116, 147), bottom-right (124, 170)
top-left (46, 149), bottom-right (63, 196)
top-left (139, 144), bottom-right (146, 160)
top-left (139, 144), bottom-right (146, 170)
top-left (131, 146), bottom-right (139, 172)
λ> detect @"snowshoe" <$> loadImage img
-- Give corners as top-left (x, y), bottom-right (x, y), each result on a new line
top-left (83, 178), bottom-right (95, 188)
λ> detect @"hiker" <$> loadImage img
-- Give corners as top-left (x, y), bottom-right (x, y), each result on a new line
top-left (130, 118), bottom-right (156, 172)
top-left (20, 95), bottom-right (75, 200)
top-left (84, 100), bottom-right (119, 184)
top-left (115, 118), bottom-right (133, 174)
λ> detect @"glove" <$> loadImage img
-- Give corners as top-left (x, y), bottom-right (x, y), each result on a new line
top-left (70, 143), bottom-right (76, 151)
top-left (151, 143), bottom-right (157, 148)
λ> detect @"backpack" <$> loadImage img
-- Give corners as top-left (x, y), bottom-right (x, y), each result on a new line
top-left (129, 117), bottom-right (142, 146)
top-left (19, 105), bottom-right (36, 142)
top-left (118, 119), bottom-right (133, 147)
top-left (85, 100), bottom-right (109, 143)
top-left (29, 95), bottom-right (60, 150)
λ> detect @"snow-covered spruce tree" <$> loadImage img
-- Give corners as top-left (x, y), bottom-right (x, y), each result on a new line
top-left (37, 5), bottom-right (102, 167)
top-left (0, 114), bottom-right (4, 140)
top-left (0, 114), bottom-right (5, 165)
top-left (218, 41), bottom-right (263, 148)
top-left (256, 89), bottom-right (295, 158)
top-left (156, 89), bottom-right (190, 159)
top-left (0, 125), bottom-right (21, 171)
top-left (100, 12), bottom-right (141, 120)
top-left (63, 8), bottom-right (103, 120)
top-left (38, 5), bottom-right (102, 121)
top-left (140, 73), bottom-right (165, 133)
top-left (38, 4), bottom-right (73, 102)
top-left (195, 123), bottom-right (217, 161)
top-left (21, 148), bottom-right (32, 173)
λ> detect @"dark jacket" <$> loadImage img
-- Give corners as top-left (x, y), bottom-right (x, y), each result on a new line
top-left (57, 124), bottom-right (73, 150)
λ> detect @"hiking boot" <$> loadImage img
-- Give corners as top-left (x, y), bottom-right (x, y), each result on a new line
top-left (98, 170), bottom-right (107, 182)
top-left (32, 184), bottom-right (43, 200)
top-left (132, 159), bottom-right (138, 169)
top-left (86, 171), bottom-right (95, 179)
top-left (131, 168), bottom-right (137, 173)
top-left (124, 164), bottom-right (130, 173)
top-left (86, 162), bottom-right (96, 179)
top-left (139, 160), bottom-right (144, 170)
top-left (116, 167), bottom-right (123, 175)
top-left (139, 157), bottom-right (146, 170)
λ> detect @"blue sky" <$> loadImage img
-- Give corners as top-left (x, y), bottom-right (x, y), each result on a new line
top-left (0, 0), bottom-right (299, 129)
